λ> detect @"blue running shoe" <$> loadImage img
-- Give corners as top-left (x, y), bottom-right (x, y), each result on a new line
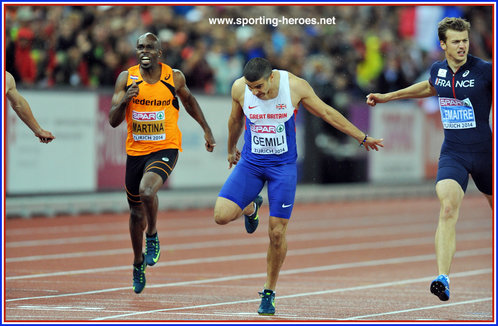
top-left (258, 289), bottom-right (275, 315)
top-left (133, 254), bottom-right (146, 294)
top-left (245, 195), bottom-right (263, 234)
top-left (430, 274), bottom-right (450, 301)
top-left (145, 233), bottom-right (161, 266)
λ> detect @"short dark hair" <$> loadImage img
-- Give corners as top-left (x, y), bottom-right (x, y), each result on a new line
top-left (243, 58), bottom-right (272, 82)
top-left (137, 32), bottom-right (161, 50)
top-left (438, 17), bottom-right (471, 42)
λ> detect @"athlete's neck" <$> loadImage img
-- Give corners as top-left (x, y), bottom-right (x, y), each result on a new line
top-left (446, 56), bottom-right (467, 73)
top-left (140, 64), bottom-right (162, 84)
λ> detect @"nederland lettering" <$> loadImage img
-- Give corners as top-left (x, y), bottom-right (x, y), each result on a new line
top-left (131, 98), bottom-right (171, 106)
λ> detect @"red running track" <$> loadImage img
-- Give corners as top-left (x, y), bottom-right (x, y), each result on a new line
top-left (3, 194), bottom-right (495, 322)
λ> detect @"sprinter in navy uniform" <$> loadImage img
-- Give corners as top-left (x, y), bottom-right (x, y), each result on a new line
top-left (366, 17), bottom-right (492, 302)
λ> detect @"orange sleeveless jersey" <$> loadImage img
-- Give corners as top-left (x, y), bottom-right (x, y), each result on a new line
top-left (125, 63), bottom-right (182, 156)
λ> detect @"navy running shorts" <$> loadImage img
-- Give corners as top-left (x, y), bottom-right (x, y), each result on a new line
top-left (125, 148), bottom-right (179, 206)
top-left (218, 158), bottom-right (297, 219)
top-left (436, 148), bottom-right (492, 195)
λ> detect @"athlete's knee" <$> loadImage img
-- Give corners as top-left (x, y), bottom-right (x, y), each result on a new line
top-left (214, 214), bottom-right (228, 225)
top-left (214, 197), bottom-right (240, 225)
top-left (139, 185), bottom-right (157, 205)
top-left (268, 226), bottom-right (286, 247)
top-left (436, 181), bottom-right (463, 222)
top-left (214, 206), bottom-right (233, 225)
top-left (138, 172), bottom-right (163, 205)
top-left (439, 199), bottom-right (460, 222)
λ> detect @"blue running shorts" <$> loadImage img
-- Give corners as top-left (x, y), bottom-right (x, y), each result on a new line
top-left (436, 148), bottom-right (492, 195)
top-left (218, 158), bottom-right (297, 219)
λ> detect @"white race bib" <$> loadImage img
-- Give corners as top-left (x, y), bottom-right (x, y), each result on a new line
top-left (438, 97), bottom-right (476, 129)
top-left (250, 123), bottom-right (287, 155)
top-left (132, 110), bottom-right (166, 141)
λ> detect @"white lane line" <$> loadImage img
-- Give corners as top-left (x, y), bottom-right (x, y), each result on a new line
top-left (341, 298), bottom-right (492, 320)
top-left (3, 210), bottom-right (412, 236)
top-left (6, 225), bottom-right (491, 263)
top-left (6, 249), bottom-right (491, 302)
top-left (90, 269), bottom-right (492, 320)
top-left (14, 305), bottom-right (105, 311)
top-left (6, 216), bottom-right (489, 248)
top-left (5, 234), bottom-right (490, 280)
top-left (6, 234), bottom-right (129, 248)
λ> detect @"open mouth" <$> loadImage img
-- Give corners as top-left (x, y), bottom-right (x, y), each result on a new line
top-left (141, 56), bottom-right (151, 65)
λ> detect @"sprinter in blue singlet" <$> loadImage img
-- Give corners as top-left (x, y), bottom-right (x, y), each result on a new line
top-left (214, 57), bottom-right (384, 315)
top-left (366, 17), bottom-right (492, 302)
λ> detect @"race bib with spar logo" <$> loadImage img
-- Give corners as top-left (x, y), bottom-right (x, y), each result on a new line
top-left (250, 123), bottom-right (288, 155)
top-left (438, 97), bottom-right (476, 129)
top-left (132, 110), bottom-right (166, 141)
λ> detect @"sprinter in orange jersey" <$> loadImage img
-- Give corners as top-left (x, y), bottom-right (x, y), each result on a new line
top-left (109, 32), bottom-right (216, 294)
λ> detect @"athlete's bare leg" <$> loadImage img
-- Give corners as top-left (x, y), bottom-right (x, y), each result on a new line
top-left (484, 194), bottom-right (493, 209)
top-left (214, 196), bottom-right (256, 225)
top-left (435, 179), bottom-right (464, 276)
top-left (264, 216), bottom-right (289, 291)
top-left (129, 205), bottom-right (146, 265)
top-left (139, 172), bottom-right (164, 236)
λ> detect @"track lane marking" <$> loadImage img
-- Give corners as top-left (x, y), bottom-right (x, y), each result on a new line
top-left (6, 249), bottom-right (491, 302)
top-left (6, 225), bottom-right (490, 261)
top-left (5, 234), bottom-right (490, 279)
top-left (90, 269), bottom-right (492, 320)
top-left (341, 298), bottom-right (493, 320)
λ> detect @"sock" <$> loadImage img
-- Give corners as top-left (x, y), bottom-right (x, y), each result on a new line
top-left (146, 232), bottom-right (157, 238)
top-left (248, 202), bottom-right (257, 218)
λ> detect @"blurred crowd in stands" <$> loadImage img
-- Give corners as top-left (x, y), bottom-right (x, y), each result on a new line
top-left (6, 5), bottom-right (493, 105)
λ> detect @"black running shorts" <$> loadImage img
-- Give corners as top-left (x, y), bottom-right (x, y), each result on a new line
top-left (125, 148), bottom-right (179, 206)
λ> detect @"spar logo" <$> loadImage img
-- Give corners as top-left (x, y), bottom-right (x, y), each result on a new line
top-left (251, 124), bottom-right (284, 133)
top-left (133, 111), bottom-right (165, 121)
top-left (440, 98), bottom-right (464, 107)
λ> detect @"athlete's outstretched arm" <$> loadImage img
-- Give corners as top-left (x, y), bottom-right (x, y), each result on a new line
top-left (294, 75), bottom-right (383, 151)
top-left (6, 71), bottom-right (55, 143)
top-left (366, 80), bottom-right (437, 106)
top-left (173, 69), bottom-right (216, 152)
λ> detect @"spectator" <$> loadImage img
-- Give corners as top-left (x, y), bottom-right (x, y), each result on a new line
top-left (182, 39), bottom-right (214, 93)
top-left (5, 5), bottom-right (492, 98)
top-left (15, 27), bottom-right (37, 85)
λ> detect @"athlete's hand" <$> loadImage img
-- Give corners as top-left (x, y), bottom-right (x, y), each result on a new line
top-left (361, 136), bottom-right (384, 151)
top-left (227, 148), bottom-right (241, 169)
top-left (125, 79), bottom-right (140, 101)
top-left (36, 129), bottom-right (55, 144)
top-left (366, 93), bottom-right (388, 107)
top-left (204, 131), bottom-right (216, 152)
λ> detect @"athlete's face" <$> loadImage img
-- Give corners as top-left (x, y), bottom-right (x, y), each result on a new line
top-left (440, 29), bottom-right (469, 64)
top-left (245, 73), bottom-right (273, 99)
top-left (136, 36), bottom-right (162, 69)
